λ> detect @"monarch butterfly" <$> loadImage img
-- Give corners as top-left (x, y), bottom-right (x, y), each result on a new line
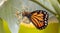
top-left (16, 10), bottom-right (48, 29)
top-left (21, 10), bottom-right (48, 29)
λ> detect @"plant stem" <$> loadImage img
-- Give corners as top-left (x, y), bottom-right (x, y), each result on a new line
top-left (30, 0), bottom-right (57, 16)
top-left (58, 0), bottom-right (60, 4)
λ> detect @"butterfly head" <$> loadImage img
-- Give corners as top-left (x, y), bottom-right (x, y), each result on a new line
top-left (22, 11), bottom-right (31, 17)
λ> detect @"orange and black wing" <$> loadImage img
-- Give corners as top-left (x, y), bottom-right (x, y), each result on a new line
top-left (30, 10), bottom-right (48, 29)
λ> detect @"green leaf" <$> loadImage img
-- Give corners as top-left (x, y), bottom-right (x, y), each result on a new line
top-left (19, 23), bottom-right (58, 33)
top-left (3, 19), bottom-right (11, 33)
top-left (0, 17), bottom-right (11, 33)
top-left (58, 0), bottom-right (60, 4)
top-left (0, 18), bottom-right (5, 33)
top-left (49, 0), bottom-right (60, 15)
top-left (30, 0), bottom-right (57, 16)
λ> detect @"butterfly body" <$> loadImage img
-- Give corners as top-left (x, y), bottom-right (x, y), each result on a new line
top-left (22, 10), bottom-right (48, 29)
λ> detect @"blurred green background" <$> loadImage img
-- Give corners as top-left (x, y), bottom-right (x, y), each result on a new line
top-left (0, 0), bottom-right (59, 33)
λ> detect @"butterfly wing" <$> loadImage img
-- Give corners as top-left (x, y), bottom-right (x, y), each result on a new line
top-left (30, 10), bottom-right (48, 29)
